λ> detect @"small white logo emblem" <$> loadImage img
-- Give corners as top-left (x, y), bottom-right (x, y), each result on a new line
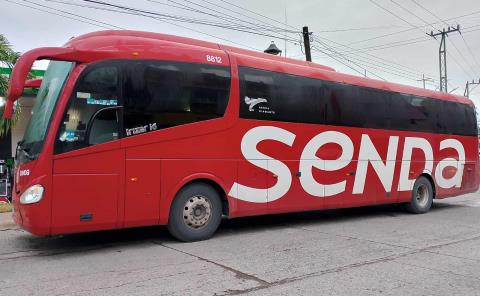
top-left (245, 96), bottom-right (268, 112)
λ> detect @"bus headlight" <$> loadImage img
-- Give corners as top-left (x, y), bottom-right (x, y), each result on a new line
top-left (20, 185), bottom-right (44, 204)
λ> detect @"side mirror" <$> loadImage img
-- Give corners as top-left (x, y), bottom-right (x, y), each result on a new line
top-left (24, 78), bottom-right (42, 89)
top-left (86, 106), bottom-right (122, 145)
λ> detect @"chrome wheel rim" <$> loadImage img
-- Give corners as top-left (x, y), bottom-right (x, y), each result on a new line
top-left (183, 195), bottom-right (212, 229)
top-left (416, 184), bottom-right (429, 208)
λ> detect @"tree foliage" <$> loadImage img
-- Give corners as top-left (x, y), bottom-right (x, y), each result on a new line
top-left (0, 34), bottom-right (21, 137)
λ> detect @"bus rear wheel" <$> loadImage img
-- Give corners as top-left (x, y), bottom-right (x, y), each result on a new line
top-left (404, 176), bottom-right (433, 214)
top-left (167, 183), bottom-right (222, 242)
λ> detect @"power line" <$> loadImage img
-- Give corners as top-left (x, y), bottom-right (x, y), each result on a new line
top-left (390, 0), bottom-right (430, 27)
top-left (315, 25), bottom-right (407, 33)
top-left (74, 0), bottom-right (299, 42)
top-left (47, 0), bottom-right (258, 31)
top-left (447, 36), bottom-right (477, 77)
top-left (216, 0), bottom-right (292, 29)
top-left (165, 0), bottom-right (299, 39)
top-left (167, 0), bottom-right (296, 34)
top-left (369, 0), bottom-right (469, 91)
top-left (12, 0), bottom-right (450, 85)
top-left (312, 41), bottom-right (432, 83)
top-left (345, 8), bottom-right (480, 47)
top-left (210, 0), bottom-right (436, 81)
top-left (314, 40), bottom-right (416, 81)
top-left (369, 0), bottom-right (418, 28)
top-left (310, 45), bottom-right (368, 77)
top-left (335, 36), bottom-right (430, 54)
top-left (168, 0), bottom-right (299, 33)
top-left (214, 0), bottom-right (442, 84)
top-left (313, 35), bottom-right (433, 78)
top-left (198, 0), bottom-right (439, 82)
top-left (3, 0), bottom-right (122, 29)
top-left (410, 0), bottom-right (449, 26)
top-left (409, 0), bottom-right (479, 77)
top-left (41, 0), bottom-right (264, 50)
top-left (200, 1), bottom-right (388, 77)
top-left (460, 34), bottom-right (480, 75)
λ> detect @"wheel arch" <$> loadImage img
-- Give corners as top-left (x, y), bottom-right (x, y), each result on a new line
top-left (162, 173), bottom-right (230, 224)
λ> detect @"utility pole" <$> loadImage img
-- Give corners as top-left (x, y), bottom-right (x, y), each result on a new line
top-left (429, 25), bottom-right (461, 93)
top-left (417, 74), bottom-right (434, 89)
top-left (464, 79), bottom-right (480, 98)
top-left (303, 26), bottom-right (312, 62)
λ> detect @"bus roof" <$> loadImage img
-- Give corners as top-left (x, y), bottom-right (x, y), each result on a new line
top-left (66, 30), bottom-right (474, 107)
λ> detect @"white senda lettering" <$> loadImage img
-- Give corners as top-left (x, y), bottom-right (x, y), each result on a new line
top-left (353, 135), bottom-right (399, 194)
top-left (229, 127), bottom-right (468, 203)
top-left (434, 139), bottom-right (465, 189)
top-left (398, 137), bottom-right (434, 191)
top-left (228, 126), bottom-right (295, 203)
top-left (299, 131), bottom-right (353, 197)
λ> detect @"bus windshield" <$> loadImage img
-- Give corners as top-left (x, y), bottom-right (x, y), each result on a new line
top-left (19, 61), bottom-right (73, 162)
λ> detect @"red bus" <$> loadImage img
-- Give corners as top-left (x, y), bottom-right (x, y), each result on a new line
top-left (4, 30), bottom-right (479, 241)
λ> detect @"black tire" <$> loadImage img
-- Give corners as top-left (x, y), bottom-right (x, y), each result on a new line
top-left (167, 183), bottom-right (222, 242)
top-left (404, 176), bottom-right (434, 214)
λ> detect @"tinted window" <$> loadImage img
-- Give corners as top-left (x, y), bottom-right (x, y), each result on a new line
top-left (438, 100), bottom-right (477, 135)
top-left (123, 60), bottom-right (230, 136)
top-left (324, 83), bottom-right (388, 128)
top-left (239, 67), bottom-right (324, 123)
top-left (55, 62), bottom-right (121, 154)
top-left (239, 66), bottom-right (477, 136)
top-left (461, 103), bottom-right (478, 135)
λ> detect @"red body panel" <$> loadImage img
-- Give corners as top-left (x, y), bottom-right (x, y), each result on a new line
top-left (52, 142), bottom-right (123, 234)
top-left (8, 30), bottom-right (479, 236)
top-left (125, 159), bottom-right (161, 227)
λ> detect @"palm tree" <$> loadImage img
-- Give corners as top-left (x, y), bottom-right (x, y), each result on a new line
top-left (0, 34), bottom-right (20, 137)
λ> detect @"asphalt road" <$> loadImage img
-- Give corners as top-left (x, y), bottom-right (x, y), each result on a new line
top-left (1, 193), bottom-right (480, 296)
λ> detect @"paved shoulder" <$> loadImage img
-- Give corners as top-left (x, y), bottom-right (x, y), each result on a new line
top-left (0, 211), bottom-right (16, 230)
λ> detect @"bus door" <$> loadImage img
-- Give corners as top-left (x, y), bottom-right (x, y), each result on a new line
top-left (51, 62), bottom-right (124, 234)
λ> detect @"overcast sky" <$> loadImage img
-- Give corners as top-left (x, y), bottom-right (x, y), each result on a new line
top-left (1, 0), bottom-right (480, 105)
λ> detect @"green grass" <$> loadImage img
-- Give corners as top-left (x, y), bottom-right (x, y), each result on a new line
top-left (0, 202), bottom-right (12, 213)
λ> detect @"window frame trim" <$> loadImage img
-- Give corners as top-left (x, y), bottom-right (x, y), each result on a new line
top-left (54, 60), bottom-right (124, 155)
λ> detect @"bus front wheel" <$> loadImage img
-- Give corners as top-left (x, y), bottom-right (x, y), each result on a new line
top-left (167, 183), bottom-right (222, 242)
top-left (404, 176), bottom-right (434, 214)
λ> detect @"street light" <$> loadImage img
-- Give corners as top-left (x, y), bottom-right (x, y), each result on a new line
top-left (264, 41), bottom-right (282, 56)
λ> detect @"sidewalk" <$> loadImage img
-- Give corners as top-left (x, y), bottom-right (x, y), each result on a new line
top-left (0, 211), bottom-right (16, 230)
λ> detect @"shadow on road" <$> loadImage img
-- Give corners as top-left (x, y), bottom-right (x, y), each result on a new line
top-left (4, 200), bottom-right (462, 257)
top-left (219, 200), bottom-right (462, 234)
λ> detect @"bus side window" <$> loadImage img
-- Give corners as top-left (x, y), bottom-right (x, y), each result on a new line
top-left (324, 83), bottom-right (387, 129)
top-left (439, 101), bottom-right (477, 136)
top-left (55, 63), bottom-right (120, 154)
top-left (238, 67), bottom-right (324, 124)
top-left (123, 60), bottom-right (230, 136)
top-left (462, 104), bottom-right (478, 136)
